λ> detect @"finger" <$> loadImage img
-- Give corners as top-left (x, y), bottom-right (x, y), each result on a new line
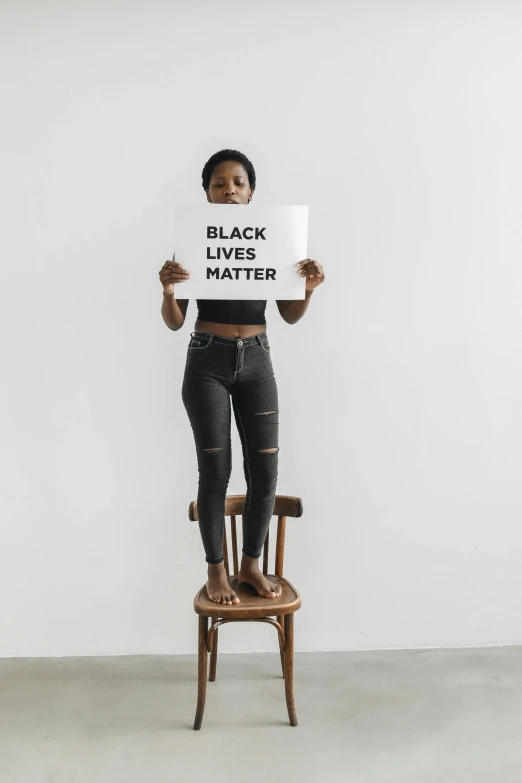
top-left (161, 272), bottom-right (189, 283)
top-left (165, 263), bottom-right (189, 274)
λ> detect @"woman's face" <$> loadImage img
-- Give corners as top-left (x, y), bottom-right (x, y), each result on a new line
top-left (206, 160), bottom-right (252, 205)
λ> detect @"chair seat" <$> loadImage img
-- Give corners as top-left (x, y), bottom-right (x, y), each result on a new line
top-left (194, 574), bottom-right (301, 619)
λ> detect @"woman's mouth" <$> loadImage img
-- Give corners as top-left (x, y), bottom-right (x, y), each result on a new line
top-left (223, 199), bottom-right (237, 204)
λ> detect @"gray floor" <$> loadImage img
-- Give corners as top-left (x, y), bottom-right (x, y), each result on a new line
top-left (1, 646), bottom-right (521, 782)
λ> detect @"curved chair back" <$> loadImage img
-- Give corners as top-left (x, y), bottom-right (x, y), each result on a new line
top-left (189, 494), bottom-right (303, 577)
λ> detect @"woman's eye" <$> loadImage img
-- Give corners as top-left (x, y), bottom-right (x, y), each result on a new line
top-left (213, 181), bottom-right (244, 187)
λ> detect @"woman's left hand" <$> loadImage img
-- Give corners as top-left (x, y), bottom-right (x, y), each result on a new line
top-left (296, 258), bottom-right (326, 291)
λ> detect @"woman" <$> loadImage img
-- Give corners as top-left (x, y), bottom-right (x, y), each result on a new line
top-left (159, 149), bottom-right (325, 606)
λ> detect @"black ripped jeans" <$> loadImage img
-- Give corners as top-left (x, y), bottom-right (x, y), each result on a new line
top-left (182, 330), bottom-right (279, 564)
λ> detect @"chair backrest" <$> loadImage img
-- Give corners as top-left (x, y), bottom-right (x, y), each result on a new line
top-left (188, 494), bottom-right (303, 577)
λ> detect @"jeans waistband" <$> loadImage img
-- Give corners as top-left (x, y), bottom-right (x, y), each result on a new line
top-left (190, 330), bottom-right (267, 347)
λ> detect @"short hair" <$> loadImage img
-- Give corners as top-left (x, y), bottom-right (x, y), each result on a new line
top-left (201, 149), bottom-right (256, 192)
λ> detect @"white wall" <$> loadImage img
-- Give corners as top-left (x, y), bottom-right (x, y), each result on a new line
top-left (1, 0), bottom-right (521, 657)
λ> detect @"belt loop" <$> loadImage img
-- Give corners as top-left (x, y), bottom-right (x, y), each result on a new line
top-left (209, 333), bottom-right (214, 345)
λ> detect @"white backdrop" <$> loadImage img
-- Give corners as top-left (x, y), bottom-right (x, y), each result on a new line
top-left (1, 0), bottom-right (521, 657)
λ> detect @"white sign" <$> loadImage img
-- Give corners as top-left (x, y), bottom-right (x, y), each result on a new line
top-left (173, 203), bottom-right (308, 300)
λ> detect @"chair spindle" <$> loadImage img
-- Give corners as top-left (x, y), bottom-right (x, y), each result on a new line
top-left (223, 523), bottom-right (229, 576)
top-left (231, 515), bottom-right (239, 575)
top-left (262, 528), bottom-right (270, 575)
top-left (275, 515), bottom-right (286, 577)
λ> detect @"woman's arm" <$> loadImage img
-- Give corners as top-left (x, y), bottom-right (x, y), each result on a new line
top-left (276, 257), bottom-right (325, 324)
top-left (276, 290), bottom-right (314, 324)
top-left (162, 293), bottom-right (189, 331)
top-left (159, 257), bottom-right (191, 330)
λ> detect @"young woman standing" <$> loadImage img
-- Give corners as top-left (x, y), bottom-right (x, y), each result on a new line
top-left (159, 149), bottom-right (325, 606)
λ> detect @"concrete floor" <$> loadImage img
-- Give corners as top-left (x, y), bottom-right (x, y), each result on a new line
top-left (1, 646), bottom-right (521, 783)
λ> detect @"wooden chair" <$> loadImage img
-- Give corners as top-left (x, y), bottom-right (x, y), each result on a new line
top-left (190, 493), bottom-right (303, 730)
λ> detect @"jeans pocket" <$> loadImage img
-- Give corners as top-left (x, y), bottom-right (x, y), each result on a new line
top-left (188, 336), bottom-right (211, 350)
top-left (259, 335), bottom-right (271, 353)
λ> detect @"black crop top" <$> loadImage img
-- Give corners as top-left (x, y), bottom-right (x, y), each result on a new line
top-left (196, 299), bottom-right (267, 325)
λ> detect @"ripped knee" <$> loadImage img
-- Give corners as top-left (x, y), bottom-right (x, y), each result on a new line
top-left (255, 410), bottom-right (278, 454)
top-left (204, 447), bottom-right (223, 453)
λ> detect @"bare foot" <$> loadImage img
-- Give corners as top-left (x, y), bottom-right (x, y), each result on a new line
top-left (238, 553), bottom-right (282, 599)
top-left (206, 562), bottom-right (240, 605)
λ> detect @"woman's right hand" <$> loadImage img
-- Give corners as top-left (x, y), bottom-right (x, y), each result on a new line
top-left (159, 254), bottom-right (190, 295)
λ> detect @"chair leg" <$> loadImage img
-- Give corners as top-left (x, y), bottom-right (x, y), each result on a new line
top-left (193, 616), bottom-right (208, 730)
top-left (284, 613), bottom-right (298, 726)
top-left (209, 616), bottom-right (219, 682)
top-left (277, 615), bottom-right (285, 677)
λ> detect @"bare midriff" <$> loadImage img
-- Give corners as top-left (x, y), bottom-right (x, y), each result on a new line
top-left (194, 319), bottom-right (267, 339)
